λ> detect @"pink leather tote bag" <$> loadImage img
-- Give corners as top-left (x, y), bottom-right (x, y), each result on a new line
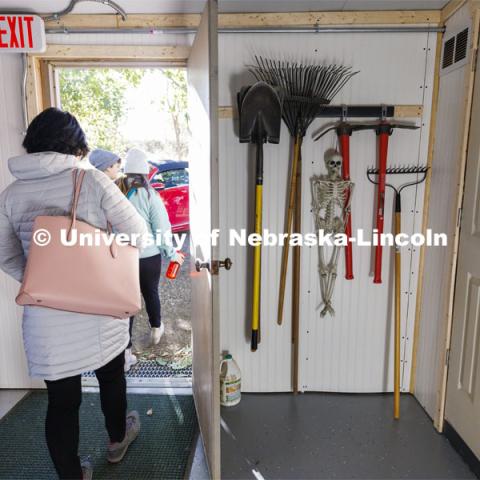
top-left (16, 169), bottom-right (141, 318)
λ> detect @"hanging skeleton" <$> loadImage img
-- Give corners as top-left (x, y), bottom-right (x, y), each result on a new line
top-left (311, 150), bottom-right (354, 317)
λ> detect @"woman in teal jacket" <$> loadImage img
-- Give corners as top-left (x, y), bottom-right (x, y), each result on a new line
top-left (119, 148), bottom-right (184, 370)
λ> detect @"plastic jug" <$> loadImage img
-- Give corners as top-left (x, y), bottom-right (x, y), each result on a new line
top-left (220, 354), bottom-right (241, 407)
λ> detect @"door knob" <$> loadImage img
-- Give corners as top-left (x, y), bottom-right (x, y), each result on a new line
top-left (211, 258), bottom-right (233, 275)
top-left (195, 258), bottom-right (233, 275)
top-left (195, 260), bottom-right (210, 272)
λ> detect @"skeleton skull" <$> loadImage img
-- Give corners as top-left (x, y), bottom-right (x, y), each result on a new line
top-left (324, 150), bottom-right (343, 179)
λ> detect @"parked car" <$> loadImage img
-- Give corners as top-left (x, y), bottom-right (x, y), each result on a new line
top-left (148, 160), bottom-right (189, 233)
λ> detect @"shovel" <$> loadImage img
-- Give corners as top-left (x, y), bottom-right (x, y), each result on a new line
top-left (238, 81), bottom-right (282, 351)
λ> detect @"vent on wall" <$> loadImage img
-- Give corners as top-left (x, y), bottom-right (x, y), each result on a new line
top-left (442, 26), bottom-right (471, 74)
top-left (442, 36), bottom-right (455, 69)
top-left (455, 28), bottom-right (469, 63)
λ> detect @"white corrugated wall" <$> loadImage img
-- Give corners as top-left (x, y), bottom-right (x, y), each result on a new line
top-left (414, 5), bottom-right (472, 420)
top-left (218, 31), bottom-right (436, 392)
top-left (0, 54), bottom-right (35, 388)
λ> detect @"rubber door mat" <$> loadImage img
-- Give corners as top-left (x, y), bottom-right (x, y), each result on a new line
top-left (0, 392), bottom-right (197, 479)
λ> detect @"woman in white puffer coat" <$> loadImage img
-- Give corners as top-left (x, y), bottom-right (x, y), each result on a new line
top-left (0, 108), bottom-right (148, 480)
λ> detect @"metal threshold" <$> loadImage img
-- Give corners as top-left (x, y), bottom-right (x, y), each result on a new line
top-left (81, 359), bottom-right (192, 389)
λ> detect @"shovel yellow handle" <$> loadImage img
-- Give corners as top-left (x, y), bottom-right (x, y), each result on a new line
top-left (251, 183), bottom-right (263, 351)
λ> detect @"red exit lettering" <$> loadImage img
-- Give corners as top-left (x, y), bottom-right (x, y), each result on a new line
top-left (0, 16), bottom-right (35, 49)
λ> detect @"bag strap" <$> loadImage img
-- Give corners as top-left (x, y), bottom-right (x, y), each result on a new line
top-left (67, 169), bottom-right (86, 239)
top-left (69, 169), bottom-right (117, 258)
top-left (71, 169), bottom-right (86, 220)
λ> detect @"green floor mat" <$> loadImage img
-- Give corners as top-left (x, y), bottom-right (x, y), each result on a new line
top-left (0, 392), bottom-right (198, 480)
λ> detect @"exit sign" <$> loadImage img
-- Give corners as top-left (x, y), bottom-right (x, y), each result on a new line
top-left (0, 15), bottom-right (46, 53)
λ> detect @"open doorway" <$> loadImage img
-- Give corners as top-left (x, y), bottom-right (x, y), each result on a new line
top-left (56, 66), bottom-right (192, 386)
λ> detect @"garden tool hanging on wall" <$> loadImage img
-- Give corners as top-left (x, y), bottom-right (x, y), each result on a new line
top-left (311, 150), bottom-right (354, 317)
top-left (238, 81), bottom-right (283, 352)
top-left (371, 121), bottom-right (419, 284)
top-left (367, 164), bottom-right (428, 419)
top-left (248, 57), bottom-right (358, 391)
top-left (316, 118), bottom-right (419, 283)
top-left (313, 119), bottom-right (373, 280)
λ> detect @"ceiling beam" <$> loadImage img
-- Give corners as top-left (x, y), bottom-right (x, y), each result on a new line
top-left (44, 10), bottom-right (442, 31)
top-left (219, 11), bottom-right (441, 27)
top-left (30, 44), bottom-right (190, 62)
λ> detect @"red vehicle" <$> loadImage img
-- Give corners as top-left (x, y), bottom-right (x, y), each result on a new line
top-left (148, 160), bottom-right (189, 233)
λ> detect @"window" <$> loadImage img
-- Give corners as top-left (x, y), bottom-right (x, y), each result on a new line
top-left (152, 169), bottom-right (189, 189)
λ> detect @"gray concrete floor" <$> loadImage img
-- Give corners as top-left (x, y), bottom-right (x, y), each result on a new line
top-left (221, 393), bottom-right (476, 480)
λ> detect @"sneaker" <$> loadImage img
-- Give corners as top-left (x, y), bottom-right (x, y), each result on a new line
top-left (151, 323), bottom-right (165, 345)
top-left (81, 458), bottom-right (93, 480)
top-left (124, 348), bottom-right (137, 373)
top-left (107, 411), bottom-right (141, 464)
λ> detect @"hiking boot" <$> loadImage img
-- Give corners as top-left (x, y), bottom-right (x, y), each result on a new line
top-left (151, 323), bottom-right (165, 345)
top-left (107, 411), bottom-right (141, 464)
top-left (81, 458), bottom-right (93, 480)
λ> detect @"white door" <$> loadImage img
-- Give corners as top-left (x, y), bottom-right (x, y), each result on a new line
top-left (187, 1), bottom-right (220, 478)
top-left (445, 49), bottom-right (480, 460)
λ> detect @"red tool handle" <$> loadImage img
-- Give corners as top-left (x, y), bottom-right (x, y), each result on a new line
top-left (374, 130), bottom-right (389, 284)
top-left (339, 133), bottom-right (354, 280)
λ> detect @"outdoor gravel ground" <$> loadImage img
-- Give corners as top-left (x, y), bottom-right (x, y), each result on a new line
top-left (131, 233), bottom-right (191, 362)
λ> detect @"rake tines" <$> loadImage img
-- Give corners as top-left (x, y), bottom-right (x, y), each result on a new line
top-left (249, 56), bottom-right (359, 137)
top-left (367, 164), bottom-right (429, 194)
top-left (367, 165), bottom-right (429, 175)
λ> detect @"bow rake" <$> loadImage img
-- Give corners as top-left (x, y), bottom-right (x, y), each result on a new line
top-left (367, 164), bottom-right (428, 420)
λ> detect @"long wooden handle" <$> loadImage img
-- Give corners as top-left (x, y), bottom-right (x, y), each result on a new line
top-left (394, 206), bottom-right (401, 419)
top-left (278, 135), bottom-right (302, 325)
top-left (292, 150), bottom-right (302, 394)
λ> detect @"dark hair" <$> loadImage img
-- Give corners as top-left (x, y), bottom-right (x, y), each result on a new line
top-left (118, 174), bottom-right (151, 198)
top-left (23, 107), bottom-right (89, 157)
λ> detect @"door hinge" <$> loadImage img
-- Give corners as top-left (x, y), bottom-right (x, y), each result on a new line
top-left (445, 348), bottom-right (451, 367)
top-left (457, 207), bottom-right (463, 227)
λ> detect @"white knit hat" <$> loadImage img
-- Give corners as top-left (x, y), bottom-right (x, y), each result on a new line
top-left (124, 148), bottom-right (150, 174)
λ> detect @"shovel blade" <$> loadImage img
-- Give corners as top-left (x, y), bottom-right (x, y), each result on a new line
top-left (238, 81), bottom-right (282, 144)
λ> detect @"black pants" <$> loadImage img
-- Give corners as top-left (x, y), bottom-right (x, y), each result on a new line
top-left (44, 352), bottom-right (127, 479)
top-left (128, 254), bottom-right (162, 348)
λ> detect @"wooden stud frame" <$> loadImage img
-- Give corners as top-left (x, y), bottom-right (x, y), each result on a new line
top-left (218, 105), bottom-right (424, 119)
top-left (44, 11), bottom-right (442, 31)
top-left (25, 44), bottom-right (190, 121)
top-left (409, 32), bottom-right (443, 395)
